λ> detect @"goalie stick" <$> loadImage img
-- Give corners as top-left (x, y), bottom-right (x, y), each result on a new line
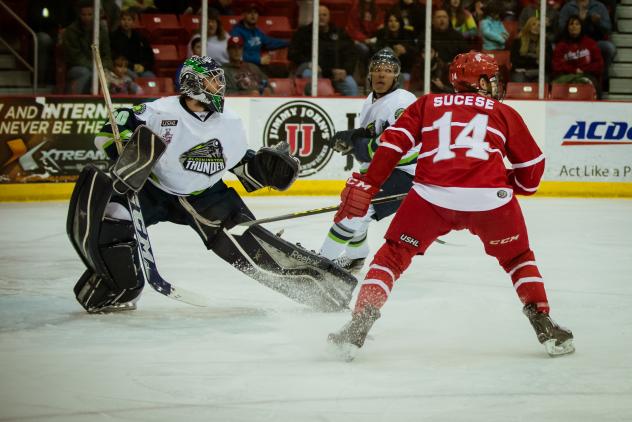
top-left (91, 44), bottom-right (206, 307)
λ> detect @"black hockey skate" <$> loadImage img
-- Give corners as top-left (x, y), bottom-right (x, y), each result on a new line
top-left (523, 304), bottom-right (575, 357)
top-left (333, 256), bottom-right (366, 275)
top-left (328, 305), bottom-right (380, 361)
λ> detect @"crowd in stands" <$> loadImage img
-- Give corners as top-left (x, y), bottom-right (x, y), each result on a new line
top-left (26, 0), bottom-right (617, 99)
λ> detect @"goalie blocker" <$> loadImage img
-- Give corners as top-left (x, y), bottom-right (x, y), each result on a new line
top-left (68, 130), bottom-right (355, 312)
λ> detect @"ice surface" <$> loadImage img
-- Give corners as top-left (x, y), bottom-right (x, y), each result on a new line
top-left (1, 197), bottom-right (631, 422)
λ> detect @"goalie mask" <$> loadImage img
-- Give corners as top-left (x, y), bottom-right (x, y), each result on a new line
top-left (179, 56), bottom-right (226, 113)
top-left (368, 48), bottom-right (401, 97)
top-left (449, 52), bottom-right (503, 100)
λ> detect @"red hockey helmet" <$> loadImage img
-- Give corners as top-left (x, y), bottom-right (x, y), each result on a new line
top-left (449, 52), bottom-right (502, 99)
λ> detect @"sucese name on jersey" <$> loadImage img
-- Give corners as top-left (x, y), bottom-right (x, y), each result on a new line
top-left (433, 94), bottom-right (495, 110)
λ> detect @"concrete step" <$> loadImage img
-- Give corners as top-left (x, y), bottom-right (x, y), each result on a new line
top-left (0, 70), bottom-right (31, 87)
top-left (0, 54), bottom-right (17, 69)
top-left (623, 0), bottom-right (632, 7)
top-left (611, 62), bottom-right (632, 77)
top-left (619, 19), bottom-right (632, 33)
top-left (609, 78), bottom-right (632, 93)
top-left (614, 47), bottom-right (632, 62)
top-left (605, 93), bottom-right (632, 100)
top-left (618, 5), bottom-right (632, 19)
top-left (612, 33), bottom-right (632, 46)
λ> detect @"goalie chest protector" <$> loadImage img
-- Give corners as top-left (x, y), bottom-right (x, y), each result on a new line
top-left (133, 96), bottom-right (248, 195)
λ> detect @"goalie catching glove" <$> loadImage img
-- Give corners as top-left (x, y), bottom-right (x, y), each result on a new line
top-left (334, 172), bottom-right (380, 223)
top-left (232, 142), bottom-right (300, 192)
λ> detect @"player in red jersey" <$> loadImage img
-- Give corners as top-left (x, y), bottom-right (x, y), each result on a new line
top-left (328, 52), bottom-right (575, 359)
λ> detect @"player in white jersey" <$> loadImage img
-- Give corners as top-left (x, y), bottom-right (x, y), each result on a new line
top-left (67, 56), bottom-right (357, 313)
top-left (319, 48), bottom-right (417, 273)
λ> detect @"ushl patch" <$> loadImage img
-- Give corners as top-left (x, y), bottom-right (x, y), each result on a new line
top-left (179, 139), bottom-right (226, 176)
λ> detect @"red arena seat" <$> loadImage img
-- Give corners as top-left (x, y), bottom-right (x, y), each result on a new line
top-left (260, 16), bottom-right (293, 39)
top-left (268, 78), bottom-right (295, 96)
top-left (550, 83), bottom-right (597, 100)
top-left (140, 13), bottom-right (187, 43)
top-left (505, 82), bottom-right (549, 99)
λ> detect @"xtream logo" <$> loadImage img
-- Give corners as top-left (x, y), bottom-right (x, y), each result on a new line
top-left (562, 121), bottom-right (632, 145)
top-left (263, 101), bottom-right (335, 177)
top-left (3, 139), bottom-right (108, 172)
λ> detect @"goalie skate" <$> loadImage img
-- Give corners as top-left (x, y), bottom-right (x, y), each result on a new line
top-left (328, 306), bottom-right (380, 361)
top-left (523, 304), bottom-right (575, 357)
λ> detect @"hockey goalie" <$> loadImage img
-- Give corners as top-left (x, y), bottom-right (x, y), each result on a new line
top-left (66, 55), bottom-right (357, 313)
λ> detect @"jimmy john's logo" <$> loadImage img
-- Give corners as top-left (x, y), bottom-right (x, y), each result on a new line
top-left (263, 101), bottom-right (334, 177)
top-left (180, 138), bottom-right (226, 176)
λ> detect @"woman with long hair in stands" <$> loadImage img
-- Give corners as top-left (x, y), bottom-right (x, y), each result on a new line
top-left (509, 16), bottom-right (551, 82)
top-left (447, 0), bottom-right (478, 40)
top-left (375, 9), bottom-right (418, 78)
top-left (187, 8), bottom-right (229, 64)
top-left (552, 15), bottom-right (603, 98)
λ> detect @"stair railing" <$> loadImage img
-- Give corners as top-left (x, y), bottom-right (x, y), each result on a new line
top-left (0, 0), bottom-right (38, 93)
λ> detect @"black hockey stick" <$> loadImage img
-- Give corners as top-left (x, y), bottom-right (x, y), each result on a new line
top-left (237, 193), bottom-right (406, 227)
top-left (235, 193), bottom-right (447, 245)
top-left (92, 44), bottom-right (206, 307)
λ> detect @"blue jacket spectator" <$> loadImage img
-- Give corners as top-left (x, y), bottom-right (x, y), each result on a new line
top-left (229, 3), bottom-right (289, 66)
top-left (479, 2), bottom-right (509, 50)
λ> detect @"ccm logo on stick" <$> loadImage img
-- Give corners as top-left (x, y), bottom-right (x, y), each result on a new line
top-left (400, 234), bottom-right (420, 247)
top-left (489, 234), bottom-right (520, 245)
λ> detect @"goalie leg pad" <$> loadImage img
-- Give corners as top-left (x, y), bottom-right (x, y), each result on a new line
top-left (67, 166), bottom-right (144, 312)
top-left (213, 225), bottom-right (358, 311)
top-left (73, 218), bottom-right (145, 312)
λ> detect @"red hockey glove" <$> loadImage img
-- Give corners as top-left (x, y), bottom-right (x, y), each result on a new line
top-left (334, 173), bottom-right (380, 223)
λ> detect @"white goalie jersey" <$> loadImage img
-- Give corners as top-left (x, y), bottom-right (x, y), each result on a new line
top-left (96, 96), bottom-right (248, 196)
top-left (357, 88), bottom-right (418, 175)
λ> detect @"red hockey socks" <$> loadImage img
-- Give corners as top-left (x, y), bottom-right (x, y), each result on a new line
top-left (354, 240), bottom-right (416, 314)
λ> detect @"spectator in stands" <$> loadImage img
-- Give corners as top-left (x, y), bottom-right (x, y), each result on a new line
top-left (447, 0), bottom-right (478, 40)
top-left (121, 0), bottom-right (156, 13)
top-left (469, 0), bottom-right (486, 23)
top-left (223, 35), bottom-right (272, 96)
top-left (428, 8), bottom-right (469, 63)
top-left (480, 1), bottom-right (509, 51)
top-left (559, 0), bottom-right (616, 84)
top-left (187, 8), bottom-right (229, 64)
top-left (211, 0), bottom-right (235, 15)
top-left (288, 5), bottom-right (359, 96)
top-left (108, 55), bottom-right (142, 94)
top-left (229, 2), bottom-right (289, 66)
top-left (375, 9), bottom-right (418, 77)
top-left (552, 15), bottom-right (604, 98)
top-left (110, 10), bottom-right (155, 78)
top-left (175, 35), bottom-right (203, 90)
top-left (346, 0), bottom-right (385, 87)
top-left (398, 0), bottom-right (426, 35)
top-left (510, 16), bottom-right (551, 82)
top-left (519, 0), bottom-right (561, 44)
top-left (409, 47), bottom-right (453, 94)
top-left (62, 0), bottom-right (112, 94)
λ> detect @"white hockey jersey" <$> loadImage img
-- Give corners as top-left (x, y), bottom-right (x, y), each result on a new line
top-left (357, 88), bottom-right (418, 175)
top-left (96, 96), bottom-right (248, 196)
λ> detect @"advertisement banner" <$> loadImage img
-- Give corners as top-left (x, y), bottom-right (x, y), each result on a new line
top-left (249, 97), bottom-right (365, 179)
top-left (0, 96), bottom-right (135, 183)
top-left (544, 101), bottom-right (632, 182)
